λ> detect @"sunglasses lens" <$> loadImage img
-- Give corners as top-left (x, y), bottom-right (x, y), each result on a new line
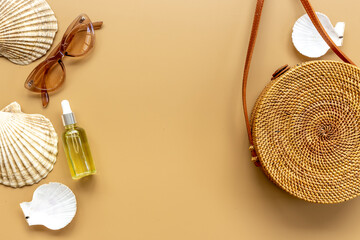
top-left (64, 15), bottom-right (95, 57)
top-left (25, 60), bottom-right (65, 92)
top-left (66, 26), bottom-right (94, 56)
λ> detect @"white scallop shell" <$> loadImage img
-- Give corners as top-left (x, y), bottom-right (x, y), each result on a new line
top-left (292, 12), bottom-right (345, 58)
top-left (20, 182), bottom-right (77, 230)
top-left (0, 0), bottom-right (58, 65)
top-left (0, 102), bottom-right (58, 188)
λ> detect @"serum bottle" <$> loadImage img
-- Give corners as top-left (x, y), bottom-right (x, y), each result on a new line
top-left (61, 100), bottom-right (96, 179)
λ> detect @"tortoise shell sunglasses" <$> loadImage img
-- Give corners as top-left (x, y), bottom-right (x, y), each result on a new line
top-left (25, 14), bottom-right (103, 107)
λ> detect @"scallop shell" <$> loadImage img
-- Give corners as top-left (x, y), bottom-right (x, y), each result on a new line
top-left (0, 0), bottom-right (58, 65)
top-left (292, 12), bottom-right (345, 58)
top-left (0, 102), bottom-right (58, 188)
top-left (20, 182), bottom-right (77, 230)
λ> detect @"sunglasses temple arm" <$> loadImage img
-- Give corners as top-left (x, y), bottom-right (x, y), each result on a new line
top-left (92, 21), bottom-right (103, 30)
top-left (41, 89), bottom-right (49, 108)
top-left (75, 21), bottom-right (103, 33)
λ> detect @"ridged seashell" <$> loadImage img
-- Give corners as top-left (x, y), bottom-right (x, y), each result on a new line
top-left (292, 12), bottom-right (345, 58)
top-left (0, 102), bottom-right (58, 188)
top-left (20, 182), bottom-right (77, 230)
top-left (0, 0), bottom-right (58, 65)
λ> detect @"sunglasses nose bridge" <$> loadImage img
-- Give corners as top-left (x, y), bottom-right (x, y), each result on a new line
top-left (54, 50), bottom-right (65, 60)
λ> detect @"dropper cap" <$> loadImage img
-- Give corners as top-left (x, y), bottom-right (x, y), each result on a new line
top-left (61, 100), bottom-right (77, 126)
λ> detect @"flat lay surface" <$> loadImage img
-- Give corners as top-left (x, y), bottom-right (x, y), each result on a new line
top-left (2, 0), bottom-right (360, 239)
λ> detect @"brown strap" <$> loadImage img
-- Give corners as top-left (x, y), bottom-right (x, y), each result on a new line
top-left (242, 0), bottom-right (356, 167)
top-left (300, 0), bottom-right (355, 65)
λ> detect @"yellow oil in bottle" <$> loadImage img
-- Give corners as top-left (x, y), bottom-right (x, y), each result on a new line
top-left (62, 124), bottom-right (96, 179)
top-left (61, 100), bottom-right (96, 179)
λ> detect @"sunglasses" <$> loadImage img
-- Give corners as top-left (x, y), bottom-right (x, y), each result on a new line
top-left (25, 14), bottom-right (103, 108)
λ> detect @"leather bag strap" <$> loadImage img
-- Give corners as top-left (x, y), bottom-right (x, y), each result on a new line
top-left (242, 0), bottom-right (356, 166)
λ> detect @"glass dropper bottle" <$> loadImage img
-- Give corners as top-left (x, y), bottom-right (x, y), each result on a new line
top-left (61, 100), bottom-right (96, 179)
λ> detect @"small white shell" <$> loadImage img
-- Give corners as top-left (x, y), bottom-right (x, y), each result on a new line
top-left (292, 12), bottom-right (345, 58)
top-left (20, 182), bottom-right (77, 230)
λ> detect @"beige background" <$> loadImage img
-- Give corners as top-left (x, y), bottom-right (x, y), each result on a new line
top-left (1, 0), bottom-right (360, 239)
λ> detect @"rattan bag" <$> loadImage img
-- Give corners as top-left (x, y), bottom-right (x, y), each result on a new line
top-left (243, 0), bottom-right (360, 203)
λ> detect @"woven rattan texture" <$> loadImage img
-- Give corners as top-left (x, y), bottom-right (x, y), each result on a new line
top-left (252, 61), bottom-right (360, 203)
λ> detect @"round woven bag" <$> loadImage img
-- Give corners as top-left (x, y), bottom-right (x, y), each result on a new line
top-left (251, 61), bottom-right (360, 203)
top-left (243, 0), bottom-right (360, 203)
